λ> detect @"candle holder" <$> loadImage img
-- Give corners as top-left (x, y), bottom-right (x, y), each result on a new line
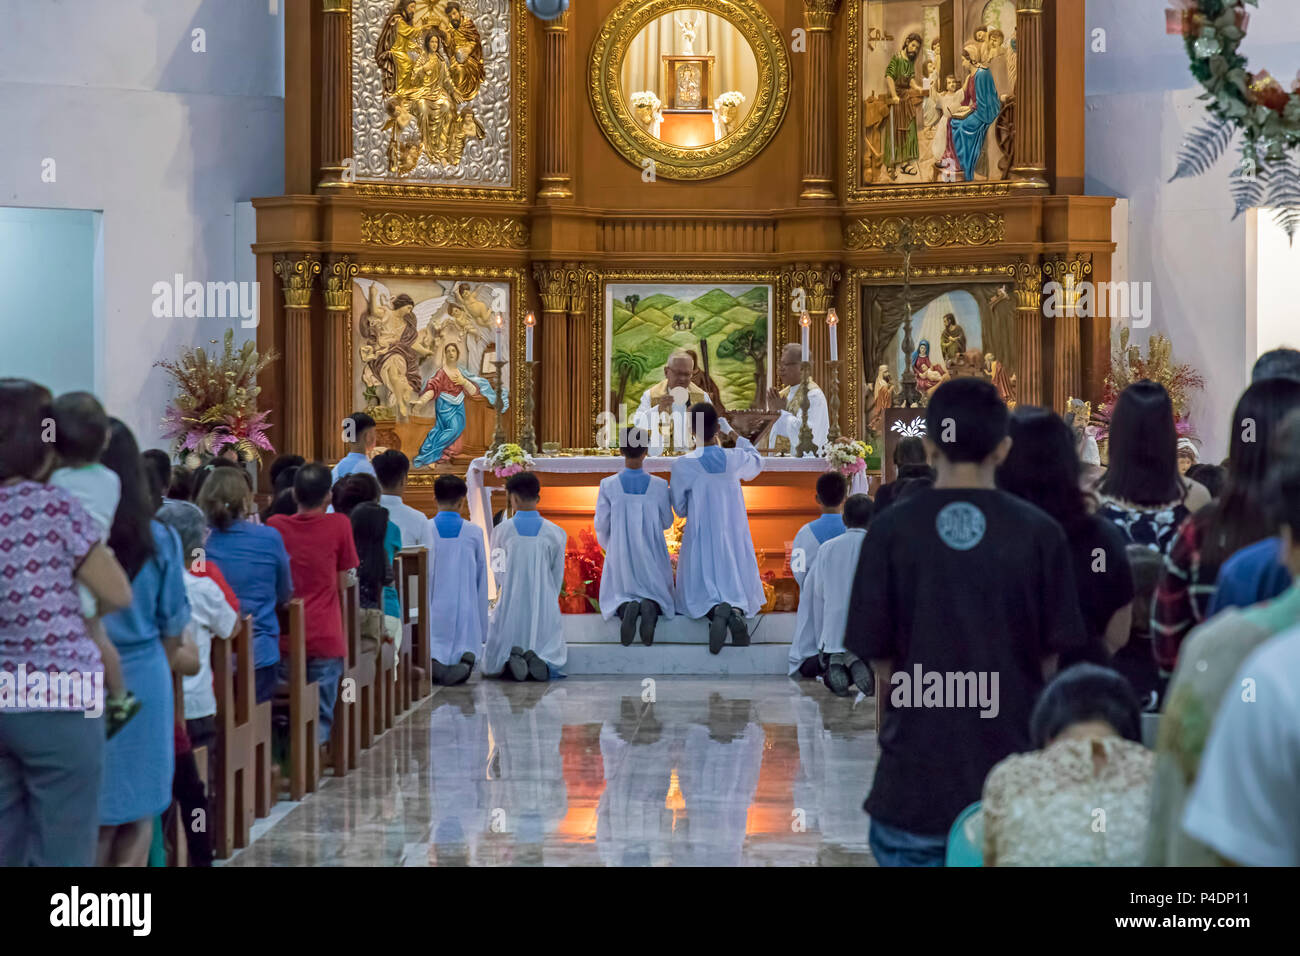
top-left (519, 360), bottom-right (538, 455)
top-left (486, 357), bottom-right (508, 456)
top-left (796, 361), bottom-right (817, 458)
top-left (827, 359), bottom-right (841, 443)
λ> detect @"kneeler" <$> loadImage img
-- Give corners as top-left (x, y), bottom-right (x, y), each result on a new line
top-left (274, 599), bottom-right (321, 801)
top-left (211, 615), bottom-right (273, 858)
top-left (399, 547), bottom-right (431, 702)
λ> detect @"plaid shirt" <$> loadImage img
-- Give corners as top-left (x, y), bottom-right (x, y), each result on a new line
top-left (1152, 517), bottom-right (1219, 672)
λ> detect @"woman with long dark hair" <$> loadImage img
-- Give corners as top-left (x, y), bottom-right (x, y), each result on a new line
top-left (97, 419), bottom-right (193, 865)
top-left (1097, 380), bottom-right (1211, 552)
top-left (997, 408), bottom-right (1135, 664)
top-left (349, 501), bottom-right (396, 659)
top-left (1152, 377), bottom-right (1300, 670)
top-left (0, 381), bottom-right (132, 865)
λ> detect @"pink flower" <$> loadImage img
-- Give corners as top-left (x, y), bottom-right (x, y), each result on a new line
top-left (495, 464), bottom-right (523, 478)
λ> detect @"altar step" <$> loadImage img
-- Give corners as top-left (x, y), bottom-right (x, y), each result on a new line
top-left (559, 611), bottom-right (794, 675)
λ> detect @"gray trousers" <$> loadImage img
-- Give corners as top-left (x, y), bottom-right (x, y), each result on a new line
top-left (0, 711), bottom-right (104, 866)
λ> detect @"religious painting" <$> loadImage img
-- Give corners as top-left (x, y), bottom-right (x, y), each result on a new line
top-left (605, 282), bottom-right (774, 423)
top-left (852, 0), bottom-right (1017, 190)
top-left (860, 280), bottom-right (1019, 435)
top-left (351, 275), bottom-right (510, 469)
top-left (351, 0), bottom-right (524, 197)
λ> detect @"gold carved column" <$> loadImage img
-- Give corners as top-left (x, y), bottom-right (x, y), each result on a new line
top-left (1010, 0), bottom-right (1047, 190)
top-left (533, 263), bottom-right (570, 446)
top-left (1013, 258), bottom-right (1044, 407)
top-left (537, 12), bottom-right (573, 200)
top-left (322, 255), bottom-right (358, 461)
top-left (800, 0), bottom-right (840, 201)
top-left (1043, 255), bottom-right (1091, 413)
top-left (788, 265), bottom-right (841, 393)
top-left (319, 0), bottom-right (353, 190)
top-left (273, 254), bottom-right (322, 458)
top-left (566, 267), bottom-right (598, 447)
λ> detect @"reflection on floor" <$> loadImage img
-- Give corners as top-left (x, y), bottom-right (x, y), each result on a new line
top-left (224, 677), bottom-right (878, 866)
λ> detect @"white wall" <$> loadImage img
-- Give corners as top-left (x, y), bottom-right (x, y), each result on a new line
top-left (1086, 0), bottom-right (1300, 461)
top-left (0, 0), bottom-right (285, 449)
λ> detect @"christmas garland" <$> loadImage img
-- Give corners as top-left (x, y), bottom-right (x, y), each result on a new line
top-left (1169, 0), bottom-right (1300, 235)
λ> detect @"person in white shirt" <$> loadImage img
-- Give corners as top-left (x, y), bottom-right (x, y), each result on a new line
top-left (423, 475), bottom-right (487, 685)
top-left (331, 411), bottom-right (378, 484)
top-left (765, 343), bottom-right (829, 456)
top-left (372, 448), bottom-right (431, 549)
top-left (670, 402), bottom-right (765, 654)
top-left (484, 472), bottom-right (568, 680)
top-left (632, 350), bottom-right (710, 455)
top-left (790, 472), bottom-right (849, 591)
top-left (595, 427), bottom-right (675, 646)
top-left (788, 494), bottom-right (875, 695)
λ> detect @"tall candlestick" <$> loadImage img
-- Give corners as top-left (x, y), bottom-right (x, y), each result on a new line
top-left (827, 308), bottom-right (839, 362)
top-left (800, 312), bottom-right (811, 362)
top-left (524, 311), bottom-right (535, 362)
top-left (493, 311), bottom-right (504, 359)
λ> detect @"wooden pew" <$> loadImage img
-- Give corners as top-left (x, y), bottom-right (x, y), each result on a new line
top-left (274, 598), bottom-right (320, 801)
top-left (169, 670), bottom-right (189, 867)
top-left (399, 547), bottom-right (431, 702)
top-left (330, 580), bottom-right (372, 773)
top-left (211, 615), bottom-right (271, 858)
top-left (370, 612), bottom-right (396, 738)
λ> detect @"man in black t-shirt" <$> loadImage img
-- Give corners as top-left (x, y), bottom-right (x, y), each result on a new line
top-left (846, 379), bottom-right (1086, 866)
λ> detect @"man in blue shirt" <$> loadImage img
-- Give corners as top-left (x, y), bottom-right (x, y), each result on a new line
top-left (332, 411), bottom-right (378, 484)
top-left (1210, 537), bottom-right (1292, 615)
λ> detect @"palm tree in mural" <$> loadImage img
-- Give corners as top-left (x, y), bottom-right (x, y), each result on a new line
top-left (611, 348), bottom-right (651, 417)
top-left (717, 315), bottom-right (769, 400)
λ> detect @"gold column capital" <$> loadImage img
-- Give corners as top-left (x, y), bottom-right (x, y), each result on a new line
top-left (1015, 0), bottom-right (1044, 13)
top-left (533, 262), bottom-right (570, 314)
top-left (322, 0), bottom-right (350, 13)
top-left (788, 264), bottom-right (842, 314)
top-left (274, 254), bottom-right (321, 310)
top-left (803, 0), bottom-right (842, 32)
top-left (323, 255), bottom-right (359, 312)
top-left (1042, 255), bottom-right (1093, 318)
top-left (541, 9), bottom-right (570, 31)
top-left (1012, 258), bottom-right (1042, 312)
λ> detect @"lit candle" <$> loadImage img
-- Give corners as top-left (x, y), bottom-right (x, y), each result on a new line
top-left (800, 312), bottom-right (811, 362)
top-left (493, 312), bottom-right (504, 360)
top-left (827, 308), bottom-right (839, 362)
top-left (524, 312), bottom-right (535, 362)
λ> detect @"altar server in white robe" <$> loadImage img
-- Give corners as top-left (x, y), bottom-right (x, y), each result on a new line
top-left (676, 695), bottom-right (764, 866)
top-left (596, 427), bottom-right (676, 646)
top-left (484, 471), bottom-right (568, 680)
top-left (632, 349), bottom-right (710, 454)
top-left (788, 494), bottom-right (875, 697)
top-left (671, 402), bottom-right (765, 654)
top-left (765, 343), bottom-right (829, 456)
top-left (790, 471), bottom-right (849, 590)
top-left (423, 474), bottom-right (487, 686)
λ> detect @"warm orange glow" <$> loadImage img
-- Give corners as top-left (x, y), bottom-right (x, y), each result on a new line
top-left (658, 110), bottom-right (716, 148)
top-left (826, 308), bottom-right (839, 326)
top-left (524, 312), bottom-right (536, 327)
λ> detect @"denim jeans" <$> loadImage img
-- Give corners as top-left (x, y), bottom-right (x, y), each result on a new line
top-left (307, 657), bottom-right (344, 745)
top-left (254, 664), bottom-right (279, 705)
top-left (869, 817), bottom-right (948, 867)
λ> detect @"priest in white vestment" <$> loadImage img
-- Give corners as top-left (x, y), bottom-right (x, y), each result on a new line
top-left (670, 403), bottom-right (765, 653)
top-left (632, 349), bottom-right (710, 454)
top-left (423, 474), bottom-right (488, 685)
top-left (789, 471), bottom-right (849, 590)
top-left (788, 494), bottom-right (875, 696)
top-left (595, 428), bottom-right (676, 646)
top-left (484, 472), bottom-right (568, 680)
top-left (765, 343), bottom-right (829, 456)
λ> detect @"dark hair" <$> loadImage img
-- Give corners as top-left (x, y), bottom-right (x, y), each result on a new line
top-left (505, 471), bottom-right (540, 503)
top-left (350, 502), bottom-right (392, 599)
top-left (896, 474), bottom-right (934, 501)
top-left (273, 465), bottom-right (300, 496)
top-left (102, 419), bottom-right (157, 580)
top-left (141, 449), bottom-right (172, 505)
top-left (372, 449), bottom-right (411, 491)
top-left (996, 407), bottom-right (1090, 534)
top-left (189, 460), bottom-right (242, 503)
top-left (815, 471), bottom-right (849, 508)
top-left (689, 402), bottom-right (719, 442)
top-left (924, 378), bottom-right (1009, 464)
top-left (1184, 463), bottom-right (1226, 499)
top-left (843, 493), bottom-right (874, 529)
top-left (333, 471), bottom-right (381, 516)
top-left (51, 391), bottom-right (109, 466)
top-left (893, 435), bottom-right (927, 467)
top-left (261, 487), bottom-right (298, 522)
top-left (0, 379), bottom-right (54, 481)
top-left (167, 465), bottom-right (195, 501)
top-left (1251, 347), bottom-right (1300, 384)
top-left (345, 412), bottom-right (377, 444)
top-left (1098, 381), bottom-right (1182, 506)
top-left (390, 294), bottom-right (415, 311)
top-left (269, 454), bottom-right (305, 490)
top-left (198, 468), bottom-right (250, 533)
top-left (1264, 458), bottom-right (1300, 539)
top-left (1197, 377), bottom-right (1300, 567)
top-left (434, 474), bottom-right (468, 504)
top-left (293, 463), bottom-right (333, 510)
top-left (1029, 663), bottom-right (1141, 748)
top-left (621, 427), bottom-right (650, 459)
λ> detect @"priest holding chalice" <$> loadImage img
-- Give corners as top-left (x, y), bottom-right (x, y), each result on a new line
top-left (763, 336), bottom-right (829, 457)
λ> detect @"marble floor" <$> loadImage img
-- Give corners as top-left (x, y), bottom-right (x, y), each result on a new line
top-left (225, 677), bottom-right (879, 866)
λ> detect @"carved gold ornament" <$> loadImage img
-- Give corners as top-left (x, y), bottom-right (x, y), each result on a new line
top-left (360, 212), bottom-right (530, 248)
top-left (844, 213), bottom-right (1006, 250)
top-left (274, 255), bottom-right (322, 309)
top-left (588, 0), bottom-right (790, 181)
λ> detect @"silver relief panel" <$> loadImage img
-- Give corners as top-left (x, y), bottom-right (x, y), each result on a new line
top-left (351, 0), bottom-right (514, 188)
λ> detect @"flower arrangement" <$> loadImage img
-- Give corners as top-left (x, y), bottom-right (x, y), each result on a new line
top-left (715, 90), bottom-right (745, 111)
top-left (823, 437), bottom-right (873, 476)
top-left (560, 527), bottom-right (604, 614)
top-left (664, 514), bottom-right (686, 572)
top-left (155, 328), bottom-right (278, 465)
top-left (486, 442), bottom-right (533, 478)
top-left (1094, 328), bottom-right (1206, 445)
top-left (629, 90), bottom-right (662, 112)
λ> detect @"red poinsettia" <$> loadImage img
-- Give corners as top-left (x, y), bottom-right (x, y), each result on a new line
top-left (560, 527), bottom-right (605, 614)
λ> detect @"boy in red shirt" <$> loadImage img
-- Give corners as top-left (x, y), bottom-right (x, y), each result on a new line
top-left (267, 463), bottom-right (359, 743)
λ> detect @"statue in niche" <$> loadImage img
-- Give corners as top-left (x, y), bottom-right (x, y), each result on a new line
top-left (884, 33), bottom-right (925, 178)
top-left (675, 10), bottom-right (701, 56)
top-left (939, 313), bottom-right (967, 365)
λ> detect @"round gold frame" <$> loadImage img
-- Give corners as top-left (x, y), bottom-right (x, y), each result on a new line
top-left (588, 0), bottom-right (790, 181)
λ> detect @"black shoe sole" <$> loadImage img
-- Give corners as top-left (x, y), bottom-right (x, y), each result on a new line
top-left (506, 655), bottom-right (528, 682)
top-left (708, 607), bottom-right (729, 655)
top-left (825, 663), bottom-right (852, 697)
top-left (525, 655), bottom-right (549, 681)
top-left (639, 600), bottom-right (659, 646)
top-left (848, 659), bottom-right (874, 695)
top-left (619, 604), bottom-right (639, 647)
top-left (727, 610), bottom-right (750, 647)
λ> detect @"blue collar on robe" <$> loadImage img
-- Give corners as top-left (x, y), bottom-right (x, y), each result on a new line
top-left (699, 445), bottom-right (727, 474)
top-left (433, 511), bottom-right (463, 538)
top-left (513, 509), bottom-right (542, 537)
top-left (618, 468), bottom-right (650, 494)
top-left (809, 513), bottom-right (846, 544)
